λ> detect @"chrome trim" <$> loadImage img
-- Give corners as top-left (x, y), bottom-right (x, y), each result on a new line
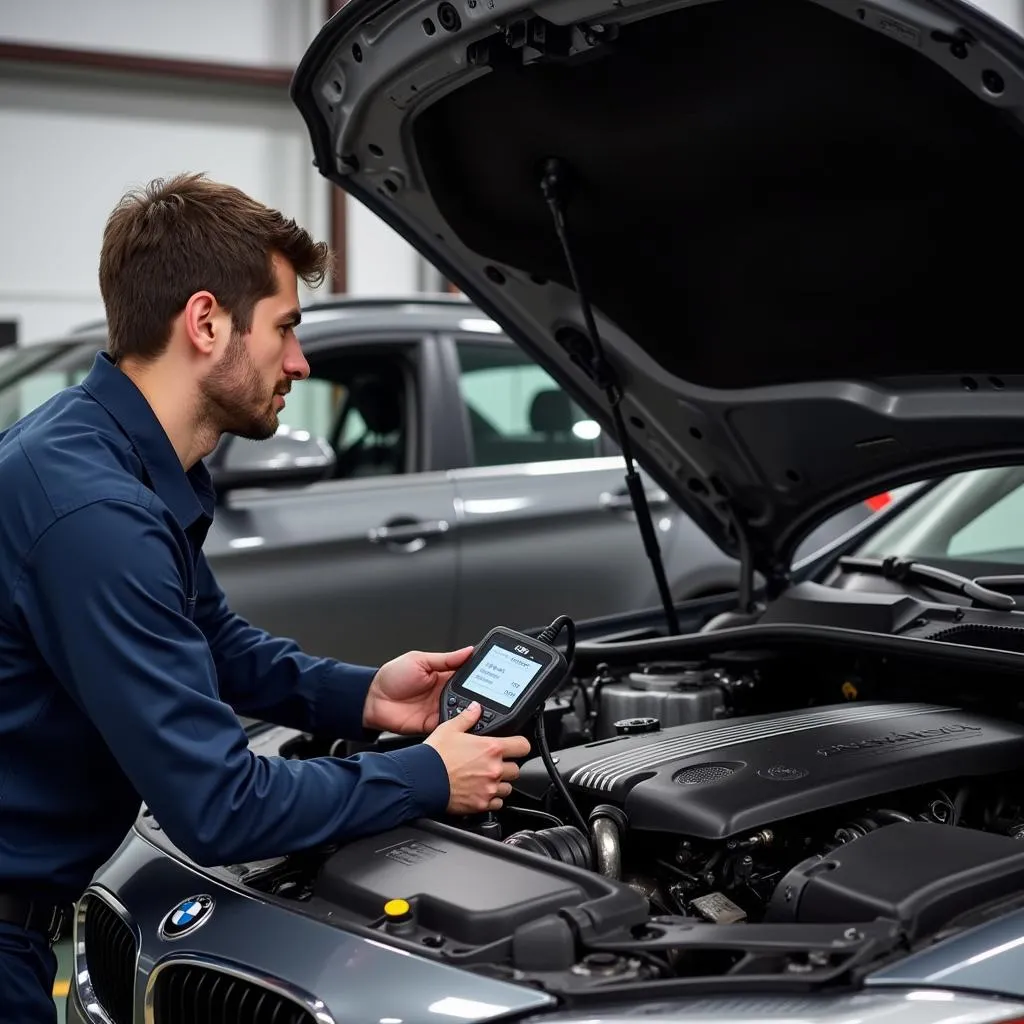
top-left (73, 886), bottom-right (142, 1024)
top-left (144, 954), bottom-right (337, 1024)
top-left (448, 454), bottom-right (627, 480)
top-left (570, 703), bottom-right (951, 790)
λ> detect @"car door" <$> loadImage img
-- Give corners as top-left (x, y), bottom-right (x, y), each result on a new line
top-left (204, 335), bottom-right (460, 667)
top-left (441, 335), bottom-right (688, 642)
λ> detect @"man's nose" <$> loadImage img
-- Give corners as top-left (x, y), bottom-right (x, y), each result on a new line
top-left (283, 335), bottom-right (310, 381)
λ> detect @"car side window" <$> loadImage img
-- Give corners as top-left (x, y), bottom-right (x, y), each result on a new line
top-left (456, 342), bottom-right (602, 467)
top-left (276, 377), bottom-right (340, 440)
top-left (277, 349), bottom-right (412, 480)
top-left (0, 354), bottom-right (95, 432)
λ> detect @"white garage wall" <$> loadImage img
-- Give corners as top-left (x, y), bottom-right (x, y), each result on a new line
top-left (347, 199), bottom-right (428, 296)
top-left (0, 0), bottom-right (431, 346)
top-left (0, 74), bottom-right (329, 343)
top-left (0, 0), bottom-right (322, 68)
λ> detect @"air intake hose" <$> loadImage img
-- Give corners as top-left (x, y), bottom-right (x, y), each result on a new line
top-left (503, 825), bottom-right (592, 869)
top-left (589, 804), bottom-right (628, 880)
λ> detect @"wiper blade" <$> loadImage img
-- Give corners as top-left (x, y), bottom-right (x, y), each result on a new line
top-left (838, 555), bottom-right (1016, 611)
top-left (974, 574), bottom-right (1024, 595)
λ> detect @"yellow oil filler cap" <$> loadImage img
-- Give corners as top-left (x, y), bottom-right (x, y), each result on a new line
top-left (384, 898), bottom-right (412, 921)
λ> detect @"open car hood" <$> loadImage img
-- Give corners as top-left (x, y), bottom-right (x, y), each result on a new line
top-left (293, 0), bottom-right (1024, 580)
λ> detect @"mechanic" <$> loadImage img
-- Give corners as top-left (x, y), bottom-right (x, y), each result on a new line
top-left (0, 173), bottom-right (531, 1024)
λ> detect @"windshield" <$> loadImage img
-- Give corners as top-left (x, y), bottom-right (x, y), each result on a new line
top-left (855, 466), bottom-right (1024, 569)
top-left (0, 342), bottom-right (101, 432)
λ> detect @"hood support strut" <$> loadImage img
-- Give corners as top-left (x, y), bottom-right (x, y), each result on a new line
top-left (540, 156), bottom-right (681, 636)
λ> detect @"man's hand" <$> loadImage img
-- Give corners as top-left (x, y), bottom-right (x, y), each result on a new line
top-left (362, 646), bottom-right (474, 735)
top-left (425, 702), bottom-right (531, 813)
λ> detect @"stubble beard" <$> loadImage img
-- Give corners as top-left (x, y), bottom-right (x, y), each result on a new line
top-left (198, 328), bottom-right (280, 442)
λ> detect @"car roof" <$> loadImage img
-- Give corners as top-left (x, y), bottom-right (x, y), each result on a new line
top-left (61, 293), bottom-right (509, 346)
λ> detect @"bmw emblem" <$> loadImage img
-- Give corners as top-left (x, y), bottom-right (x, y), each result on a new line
top-left (159, 895), bottom-right (215, 940)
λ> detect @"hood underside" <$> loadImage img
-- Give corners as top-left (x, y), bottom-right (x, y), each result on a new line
top-left (293, 0), bottom-right (1024, 576)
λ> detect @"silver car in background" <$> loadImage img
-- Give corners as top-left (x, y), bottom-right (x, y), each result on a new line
top-left (1, 296), bottom-right (878, 666)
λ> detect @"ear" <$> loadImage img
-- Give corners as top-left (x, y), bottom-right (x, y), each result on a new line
top-left (182, 291), bottom-right (224, 356)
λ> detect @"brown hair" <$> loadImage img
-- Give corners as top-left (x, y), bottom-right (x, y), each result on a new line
top-left (99, 173), bottom-right (332, 362)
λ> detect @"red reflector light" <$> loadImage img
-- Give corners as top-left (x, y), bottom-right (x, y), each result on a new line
top-left (865, 492), bottom-right (891, 512)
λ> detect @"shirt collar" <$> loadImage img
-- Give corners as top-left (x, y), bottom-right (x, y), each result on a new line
top-left (81, 352), bottom-right (216, 532)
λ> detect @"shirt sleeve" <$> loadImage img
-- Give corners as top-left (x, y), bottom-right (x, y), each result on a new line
top-left (14, 499), bottom-right (450, 866)
top-left (193, 553), bottom-right (379, 740)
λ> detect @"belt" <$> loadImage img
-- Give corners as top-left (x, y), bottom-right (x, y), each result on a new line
top-left (0, 895), bottom-right (68, 945)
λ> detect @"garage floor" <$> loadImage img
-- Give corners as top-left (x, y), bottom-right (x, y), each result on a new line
top-left (53, 938), bottom-right (71, 1022)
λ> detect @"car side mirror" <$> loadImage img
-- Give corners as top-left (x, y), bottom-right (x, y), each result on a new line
top-left (209, 427), bottom-right (336, 494)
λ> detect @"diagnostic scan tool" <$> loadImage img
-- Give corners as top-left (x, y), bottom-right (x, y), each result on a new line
top-left (439, 626), bottom-right (568, 737)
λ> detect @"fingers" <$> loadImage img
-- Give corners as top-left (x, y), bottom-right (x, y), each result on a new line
top-left (479, 784), bottom-right (512, 813)
top-left (446, 700), bottom-right (482, 732)
top-left (499, 735), bottom-right (532, 759)
top-left (420, 646), bottom-right (474, 672)
top-left (501, 761), bottom-right (521, 783)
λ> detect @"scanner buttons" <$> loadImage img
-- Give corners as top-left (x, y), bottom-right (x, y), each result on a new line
top-left (445, 695), bottom-right (493, 731)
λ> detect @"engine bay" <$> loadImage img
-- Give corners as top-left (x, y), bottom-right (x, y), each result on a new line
top-left (210, 625), bottom-right (1024, 1001)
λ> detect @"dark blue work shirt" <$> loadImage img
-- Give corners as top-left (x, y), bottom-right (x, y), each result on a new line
top-left (0, 353), bottom-right (449, 900)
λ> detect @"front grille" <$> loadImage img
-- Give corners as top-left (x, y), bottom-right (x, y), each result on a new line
top-left (152, 964), bottom-right (316, 1024)
top-left (83, 897), bottom-right (136, 1024)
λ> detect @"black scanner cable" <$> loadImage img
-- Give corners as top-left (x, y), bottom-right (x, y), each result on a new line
top-left (532, 614), bottom-right (589, 836)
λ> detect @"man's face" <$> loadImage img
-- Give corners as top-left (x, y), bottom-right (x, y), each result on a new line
top-left (199, 255), bottom-right (309, 440)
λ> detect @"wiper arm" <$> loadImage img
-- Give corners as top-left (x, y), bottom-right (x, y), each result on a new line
top-left (579, 918), bottom-right (903, 990)
top-left (838, 555), bottom-right (1017, 611)
top-left (589, 918), bottom-right (899, 955)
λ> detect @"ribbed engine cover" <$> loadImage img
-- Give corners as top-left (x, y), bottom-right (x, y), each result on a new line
top-left (516, 702), bottom-right (1024, 839)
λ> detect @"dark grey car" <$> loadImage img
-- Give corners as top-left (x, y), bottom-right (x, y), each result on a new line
top-left (3, 298), bottom-right (875, 667)
top-left (70, 0), bottom-right (1024, 1018)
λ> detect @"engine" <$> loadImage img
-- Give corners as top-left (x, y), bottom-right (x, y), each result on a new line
top-left (519, 701), bottom-right (1024, 838)
top-left (238, 665), bottom-right (1024, 990)
top-left (511, 700), bottom-right (1024, 923)
top-left (225, 625), bottom-right (1024, 995)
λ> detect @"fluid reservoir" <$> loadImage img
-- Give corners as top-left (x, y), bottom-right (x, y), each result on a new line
top-left (594, 662), bottom-right (727, 739)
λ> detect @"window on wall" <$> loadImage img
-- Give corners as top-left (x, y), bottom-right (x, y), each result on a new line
top-left (456, 341), bottom-right (602, 467)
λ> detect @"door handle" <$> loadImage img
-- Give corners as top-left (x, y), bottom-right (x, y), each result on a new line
top-left (368, 519), bottom-right (450, 550)
top-left (600, 489), bottom-right (670, 512)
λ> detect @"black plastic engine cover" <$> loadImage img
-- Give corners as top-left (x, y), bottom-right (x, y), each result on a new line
top-left (765, 821), bottom-right (1024, 942)
top-left (516, 702), bottom-right (1024, 838)
top-left (312, 819), bottom-right (647, 950)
